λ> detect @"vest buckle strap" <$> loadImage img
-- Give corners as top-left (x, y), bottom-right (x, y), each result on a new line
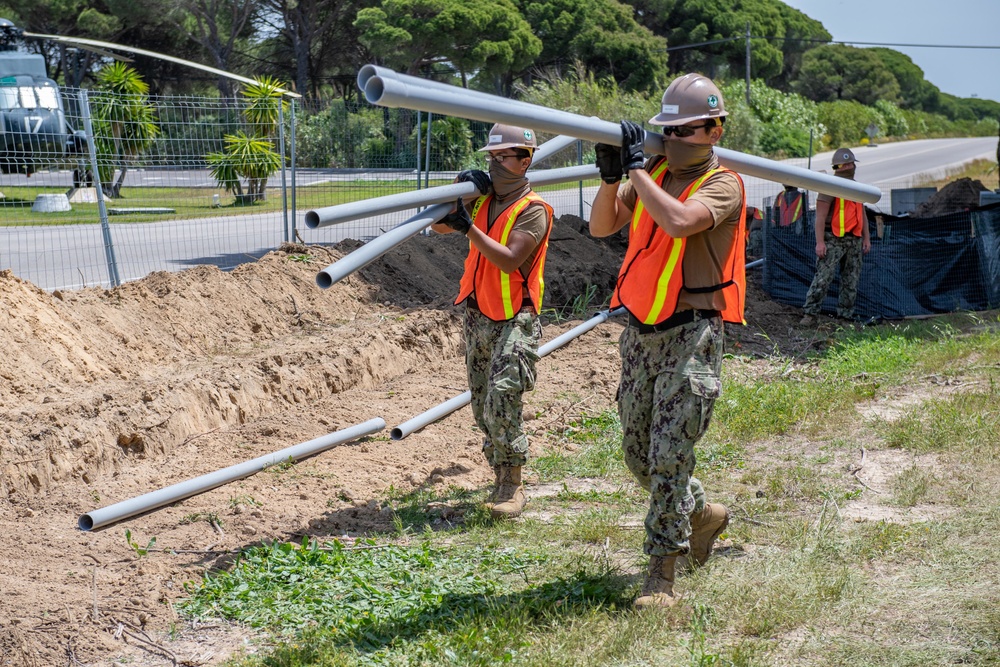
top-left (628, 309), bottom-right (721, 334)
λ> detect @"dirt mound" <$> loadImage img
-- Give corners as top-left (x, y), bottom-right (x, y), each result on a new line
top-left (0, 214), bottom-right (805, 667)
top-left (913, 177), bottom-right (989, 218)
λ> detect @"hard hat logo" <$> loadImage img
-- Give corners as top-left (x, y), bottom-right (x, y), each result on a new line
top-left (523, 130), bottom-right (533, 141)
top-left (707, 95), bottom-right (719, 109)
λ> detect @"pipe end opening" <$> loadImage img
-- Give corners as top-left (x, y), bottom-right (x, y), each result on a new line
top-left (304, 211), bottom-right (320, 229)
top-left (365, 78), bottom-right (386, 105)
top-left (390, 428), bottom-right (403, 441)
top-left (357, 65), bottom-right (377, 91)
top-left (78, 515), bottom-right (94, 531)
top-left (316, 272), bottom-right (334, 289)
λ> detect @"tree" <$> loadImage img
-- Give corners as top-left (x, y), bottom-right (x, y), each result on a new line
top-left (91, 62), bottom-right (160, 198)
top-left (158, 0), bottom-right (260, 99)
top-left (794, 44), bottom-right (900, 107)
top-left (207, 76), bottom-right (286, 203)
top-left (868, 48), bottom-right (939, 112)
top-left (629, 0), bottom-right (808, 82)
top-left (354, 0), bottom-right (541, 88)
top-left (516, 0), bottom-right (667, 92)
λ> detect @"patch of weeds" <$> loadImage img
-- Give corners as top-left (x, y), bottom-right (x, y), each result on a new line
top-left (880, 386), bottom-right (1000, 458)
top-left (761, 463), bottom-right (832, 502)
top-left (848, 520), bottom-right (912, 562)
top-left (263, 457), bottom-right (295, 474)
top-left (179, 537), bottom-right (631, 664)
top-left (890, 464), bottom-right (935, 507)
top-left (286, 253), bottom-right (314, 264)
top-left (534, 410), bottom-right (627, 481)
top-left (554, 485), bottom-right (631, 503)
top-left (124, 529), bottom-right (156, 559)
top-left (229, 494), bottom-right (261, 509)
top-left (385, 484), bottom-right (483, 533)
top-left (180, 512), bottom-right (224, 528)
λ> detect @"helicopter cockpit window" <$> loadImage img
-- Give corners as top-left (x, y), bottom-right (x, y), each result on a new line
top-left (35, 87), bottom-right (59, 110)
top-left (19, 86), bottom-right (38, 109)
top-left (0, 87), bottom-right (17, 110)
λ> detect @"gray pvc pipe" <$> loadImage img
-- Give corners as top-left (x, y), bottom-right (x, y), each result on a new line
top-left (79, 418), bottom-right (386, 531)
top-left (306, 133), bottom-right (583, 229)
top-left (390, 308), bottom-right (627, 440)
top-left (363, 70), bottom-right (882, 205)
top-left (746, 258), bottom-right (765, 269)
top-left (315, 203), bottom-right (451, 288)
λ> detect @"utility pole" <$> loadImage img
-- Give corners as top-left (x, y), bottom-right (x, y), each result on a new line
top-left (745, 21), bottom-right (752, 105)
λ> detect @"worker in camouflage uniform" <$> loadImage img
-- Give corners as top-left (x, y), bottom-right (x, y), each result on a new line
top-left (433, 123), bottom-right (554, 519)
top-left (589, 74), bottom-right (746, 608)
top-left (799, 148), bottom-right (871, 326)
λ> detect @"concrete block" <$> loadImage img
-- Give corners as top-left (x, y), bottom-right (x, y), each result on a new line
top-left (32, 193), bottom-right (72, 213)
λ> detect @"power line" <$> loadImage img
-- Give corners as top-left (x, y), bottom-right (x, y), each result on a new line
top-left (667, 35), bottom-right (1000, 52)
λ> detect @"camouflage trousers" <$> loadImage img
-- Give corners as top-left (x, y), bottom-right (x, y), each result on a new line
top-left (465, 306), bottom-right (541, 467)
top-left (618, 315), bottom-right (723, 556)
top-left (802, 232), bottom-right (863, 318)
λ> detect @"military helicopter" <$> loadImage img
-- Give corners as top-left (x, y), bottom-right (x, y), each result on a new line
top-left (0, 18), bottom-right (298, 185)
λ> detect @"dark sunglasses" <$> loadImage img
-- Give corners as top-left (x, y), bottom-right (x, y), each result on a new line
top-left (662, 122), bottom-right (715, 138)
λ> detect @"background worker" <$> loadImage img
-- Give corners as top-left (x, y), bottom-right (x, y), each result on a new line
top-left (432, 123), bottom-right (554, 519)
top-left (774, 183), bottom-right (807, 235)
top-left (799, 148), bottom-right (871, 326)
top-left (589, 73), bottom-right (745, 608)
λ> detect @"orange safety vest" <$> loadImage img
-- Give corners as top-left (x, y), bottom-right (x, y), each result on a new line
top-left (454, 192), bottom-right (554, 321)
top-left (777, 191), bottom-right (803, 226)
top-left (612, 159), bottom-right (746, 325)
top-left (830, 197), bottom-right (863, 237)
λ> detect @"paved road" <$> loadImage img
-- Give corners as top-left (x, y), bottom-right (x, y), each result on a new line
top-left (2, 137), bottom-right (996, 291)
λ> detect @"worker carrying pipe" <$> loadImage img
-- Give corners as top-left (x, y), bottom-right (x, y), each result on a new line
top-left (590, 73), bottom-right (751, 610)
top-left (431, 122), bottom-right (554, 521)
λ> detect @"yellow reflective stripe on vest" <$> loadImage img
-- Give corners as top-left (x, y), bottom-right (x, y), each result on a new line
top-left (498, 197), bottom-right (534, 320)
top-left (644, 168), bottom-right (723, 324)
top-left (631, 160), bottom-right (671, 233)
top-left (836, 198), bottom-right (846, 236)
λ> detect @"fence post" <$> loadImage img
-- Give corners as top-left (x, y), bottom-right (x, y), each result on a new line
top-left (290, 99), bottom-right (297, 243)
top-left (416, 110), bottom-right (422, 191)
top-left (577, 139), bottom-right (584, 218)
top-left (424, 112), bottom-right (432, 189)
top-left (278, 100), bottom-right (290, 243)
top-left (79, 89), bottom-right (121, 288)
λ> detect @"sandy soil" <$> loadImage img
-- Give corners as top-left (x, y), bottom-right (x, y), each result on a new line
top-left (0, 214), bottom-right (822, 666)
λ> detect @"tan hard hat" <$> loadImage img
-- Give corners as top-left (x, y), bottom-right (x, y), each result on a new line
top-left (649, 73), bottom-right (728, 126)
top-left (477, 123), bottom-right (537, 152)
top-left (832, 147), bottom-right (859, 166)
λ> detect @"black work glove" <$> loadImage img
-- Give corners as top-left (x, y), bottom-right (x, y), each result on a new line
top-left (620, 120), bottom-right (647, 174)
top-left (441, 197), bottom-right (472, 234)
top-left (456, 169), bottom-right (491, 195)
top-left (594, 143), bottom-right (623, 184)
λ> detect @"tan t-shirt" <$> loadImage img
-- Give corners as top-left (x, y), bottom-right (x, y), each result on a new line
top-left (617, 157), bottom-right (743, 312)
top-left (487, 184), bottom-right (550, 275)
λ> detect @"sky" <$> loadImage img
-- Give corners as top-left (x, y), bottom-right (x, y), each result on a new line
top-left (779, 0), bottom-right (1000, 104)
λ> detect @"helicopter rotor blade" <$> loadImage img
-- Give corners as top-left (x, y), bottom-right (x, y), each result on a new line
top-left (22, 31), bottom-right (301, 98)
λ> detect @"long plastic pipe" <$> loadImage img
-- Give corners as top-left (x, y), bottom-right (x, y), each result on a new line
top-left (390, 308), bottom-right (626, 440)
top-left (306, 133), bottom-right (582, 229)
top-left (315, 203), bottom-right (451, 288)
top-left (362, 69), bottom-right (882, 205)
top-left (79, 418), bottom-right (386, 531)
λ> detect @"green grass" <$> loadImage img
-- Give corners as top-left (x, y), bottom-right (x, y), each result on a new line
top-left (0, 177), bottom-right (602, 226)
top-left (176, 314), bottom-right (1000, 666)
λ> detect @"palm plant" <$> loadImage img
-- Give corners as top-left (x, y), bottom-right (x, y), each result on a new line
top-left (91, 62), bottom-right (160, 198)
top-left (207, 76), bottom-right (287, 204)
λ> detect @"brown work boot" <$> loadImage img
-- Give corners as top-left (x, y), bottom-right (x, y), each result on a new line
top-left (485, 465), bottom-right (500, 504)
top-left (799, 314), bottom-right (816, 326)
top-left (488, 465), bottom-right (525, 519)
top-left (634, 555), bottom-right (678, 609)
top-left (677, 503), bottom-right (730, 571)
